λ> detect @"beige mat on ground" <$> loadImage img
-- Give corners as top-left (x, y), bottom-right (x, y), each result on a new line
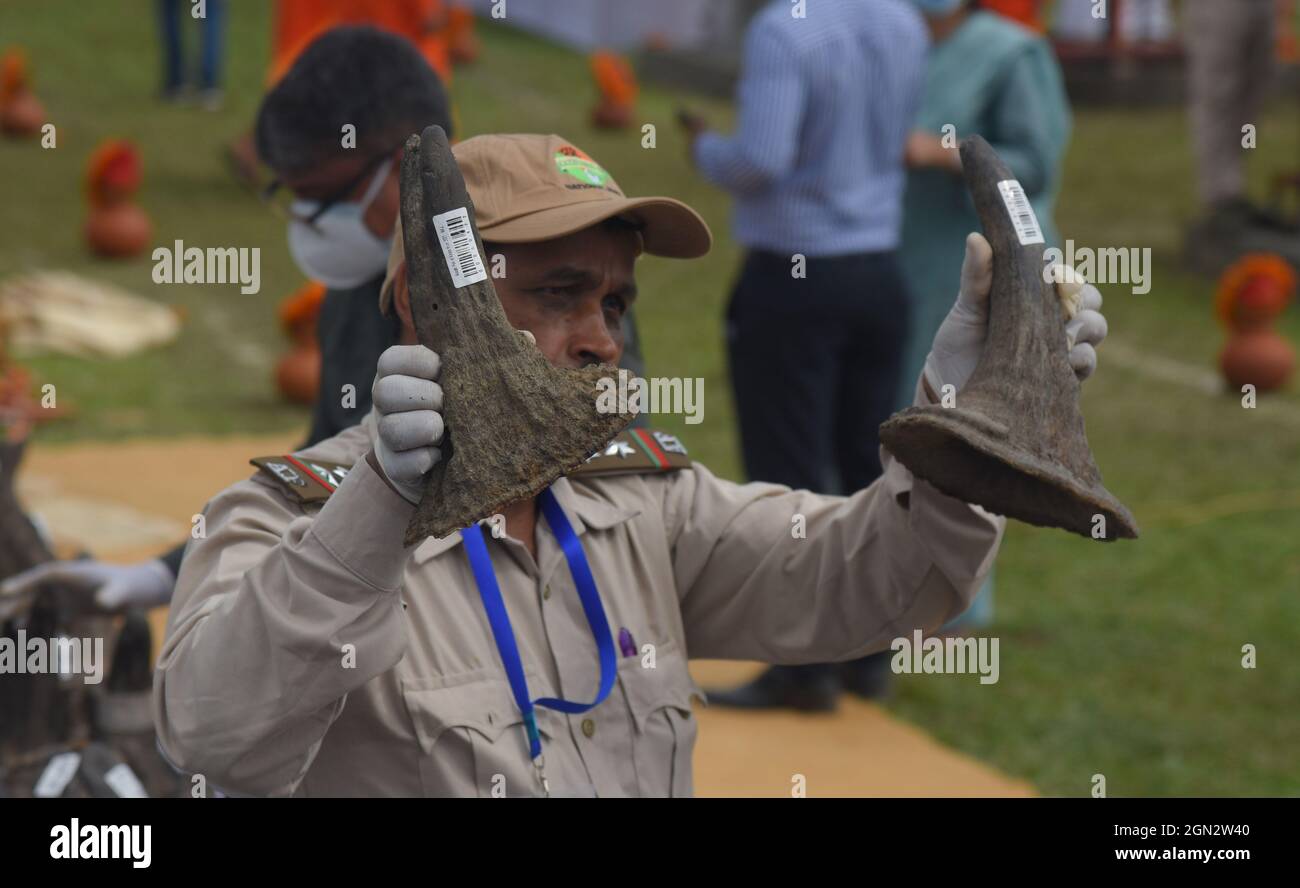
top-left (1, 271), bottom-right (182, 359)
top-left (16, 432), bottom-right (1034, 797)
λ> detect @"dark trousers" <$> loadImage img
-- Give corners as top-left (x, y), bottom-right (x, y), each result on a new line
top-left (726, 248), bottom-right (910, 681)
top-left (158, 0), bottom-right (226, 91)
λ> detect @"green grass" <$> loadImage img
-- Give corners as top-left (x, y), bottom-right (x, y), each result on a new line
top-left (2, 0), bottom-right (1297, 795)
top-left (889, 103), bottom-right (1300, 798)
top-left (0, 0), bottom-right (304, 439)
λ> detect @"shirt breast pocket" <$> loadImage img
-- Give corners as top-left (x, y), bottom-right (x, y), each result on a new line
top-left (402, 674), bottom-right (552, 798)
top-left (617, 645), bottom-right (705, 798)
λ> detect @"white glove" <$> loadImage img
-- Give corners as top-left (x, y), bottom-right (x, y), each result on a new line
top-left (0, 557), bottom-right (175, 611)
top-left (370, 344), bottom-right (445, 505)
top-left (923, 232), bottom-right (1109, 400)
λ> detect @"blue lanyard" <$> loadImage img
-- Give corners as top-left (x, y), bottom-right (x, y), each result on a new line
top-left (459, 487), bottom-right (616, 760)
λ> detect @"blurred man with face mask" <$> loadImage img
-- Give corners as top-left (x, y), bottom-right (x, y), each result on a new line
top-left (258, 25), bottom-right (453, 446)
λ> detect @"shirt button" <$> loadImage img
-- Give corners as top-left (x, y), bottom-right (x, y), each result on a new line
top-left (543, 584), bottom-right (552, 600)
top-left (581, 718), bottom-right (595, 738)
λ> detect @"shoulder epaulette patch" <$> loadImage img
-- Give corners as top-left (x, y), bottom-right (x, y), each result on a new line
top-left (568, 428), bottom-right (691, 479)
top-left (253, 432), bottom-right (683, 495)
top-left (251, 454), bottom-right (353, 503)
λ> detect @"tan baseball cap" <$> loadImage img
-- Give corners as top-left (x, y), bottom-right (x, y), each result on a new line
top-left (379, 133), bottom-right (711, 313)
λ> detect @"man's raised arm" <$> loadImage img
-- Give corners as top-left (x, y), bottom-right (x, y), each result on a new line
top-left (664, 232), bottom-right (1109, 663)
top-left (662, 403), bottom-right (1003, 665)
top-left (153, 345), bottom-right (445, 796)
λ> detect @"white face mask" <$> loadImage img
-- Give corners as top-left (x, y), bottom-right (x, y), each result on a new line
top-left (287, 158), bottom-right (394, 290)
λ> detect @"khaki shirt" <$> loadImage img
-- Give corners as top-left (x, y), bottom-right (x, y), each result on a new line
top-left (155, 411), bottom-right (1003, 797)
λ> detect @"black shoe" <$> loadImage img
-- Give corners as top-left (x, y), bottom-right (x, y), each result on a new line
top-left (705, 666), bottom-right (841, 713)
top-left (838, 652), bottom-right (894, 701)
top-left (159, 84), bottom-right (191, 105)
top-left (1184, 200), bottom-right (1300, 276)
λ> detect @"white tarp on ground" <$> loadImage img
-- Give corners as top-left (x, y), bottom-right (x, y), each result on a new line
top-left (462, 0), bottom-right (745, 50)
top-left (0, 271), bottom-right (181, 359)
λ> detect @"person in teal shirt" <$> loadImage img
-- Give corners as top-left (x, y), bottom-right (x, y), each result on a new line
top-left (899, 0), bottom-right (1071, 629)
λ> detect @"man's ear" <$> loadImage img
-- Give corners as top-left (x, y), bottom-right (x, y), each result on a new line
top-left (394, 262), bottom-right (418, 344)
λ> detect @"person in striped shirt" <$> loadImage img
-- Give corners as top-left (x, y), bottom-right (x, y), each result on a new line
top-left (683, 0), bottom-right (932, 710)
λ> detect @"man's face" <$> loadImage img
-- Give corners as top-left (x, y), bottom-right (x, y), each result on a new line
top-left (397, 224), bottom-right (641, 369)
top-left (279, 150), bottom-right (401, 238)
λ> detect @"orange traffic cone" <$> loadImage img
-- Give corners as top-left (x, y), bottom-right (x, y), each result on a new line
top-left (590, 51), bottom-right (637, 129)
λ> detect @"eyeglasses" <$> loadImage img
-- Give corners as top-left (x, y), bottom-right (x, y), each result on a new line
top-left (262, 149), bottom-right (398, 228)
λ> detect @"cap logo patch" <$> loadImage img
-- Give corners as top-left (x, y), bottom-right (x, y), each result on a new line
top-left (554, 146), bottom-right (610, 187)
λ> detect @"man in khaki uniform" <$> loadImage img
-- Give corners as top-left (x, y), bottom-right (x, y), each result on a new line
top-left (154, 133), bottom-right (1109, 797)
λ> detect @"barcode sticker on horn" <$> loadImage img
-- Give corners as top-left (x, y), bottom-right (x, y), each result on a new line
top-left (996, 179), bottom-right (1044, 246)
top-left (432, 207), bottom-right (488, 288)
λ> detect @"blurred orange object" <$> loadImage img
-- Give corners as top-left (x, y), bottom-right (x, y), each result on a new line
top-left (1221, 328), bottom-right (1295, 391)
top-left (269, 0), bottom-right (451, 86)
top-left (590, 51), bottom-right (637, 129)
top-left (0, 48), bottom-right (46, 137)
top-left (277, 346), bottom-right (322, 405)
top-left (279, 280), bottom-right (327, 342)
top-left (268, 0), bottom-right (329, 84)
top-left (276, 280), bottom-right (326, 403)
top-left (84, 140), bottom-right (152, 259)
top-left (1215, 254), bottom-right (1296, 327)
top-left (447, 5), bottom-right (480, 64)
top-left (1279, 0), bottom-right (1299, 62)
top-left (362, 0), bottom-right (451, 82)
top-left (1215, 254), bottom-right (1296, 392)
top-left (85, 205), bottom-right (152, 259)
top-left (979, 0), bottom-right (1045, 33)
top-left (85, 140), bottom-right (142, 208)
top-left (0, 324), bottom-right (64, 441)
